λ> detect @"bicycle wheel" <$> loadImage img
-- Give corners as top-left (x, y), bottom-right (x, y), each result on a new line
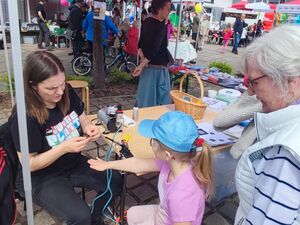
top-left (118, 62), bottom-right (137, 74)
top-left (72, 55), bottom-right (92, 76)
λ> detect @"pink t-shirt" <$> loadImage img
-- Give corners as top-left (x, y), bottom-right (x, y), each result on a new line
top-left (155, 160), bottom-right (205, 225)
top-left (223, 29), bottom-right (232, 41)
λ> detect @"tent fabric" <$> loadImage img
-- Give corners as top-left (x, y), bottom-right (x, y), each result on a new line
top-left (230, 0), bottom-right (250, 10)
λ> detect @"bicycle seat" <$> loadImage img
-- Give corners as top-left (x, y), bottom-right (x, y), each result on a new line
top-left (81, 47), bottom-right (92, 54)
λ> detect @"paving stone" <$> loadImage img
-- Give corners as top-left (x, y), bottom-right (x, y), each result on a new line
top-left (33, 210), bottom-right (56, 225)
top-left (203, 213), bottom-right (232, 225)
top-left (218, 199), bottom-right (238, 222)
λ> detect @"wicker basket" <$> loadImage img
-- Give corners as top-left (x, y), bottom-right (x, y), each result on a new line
top-left (170, 71), bottom-right (207, 120)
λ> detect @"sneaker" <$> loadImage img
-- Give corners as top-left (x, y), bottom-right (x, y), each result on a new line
top-left (38, 46), bottom-right (45, 49)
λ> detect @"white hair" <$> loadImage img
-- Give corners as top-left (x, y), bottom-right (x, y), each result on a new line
top-left (240, 25), bottom-right (300, 92)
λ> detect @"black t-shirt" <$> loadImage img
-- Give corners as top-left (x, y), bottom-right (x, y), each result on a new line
top-left (139, 17), bottom-right (169, 66)
top-left (35, 2), bottom-right (46, 21)
top-left (10, 88), bottom-right (85, 178)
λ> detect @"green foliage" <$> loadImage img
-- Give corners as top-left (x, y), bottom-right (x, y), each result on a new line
top-left (110, 68), bottom-right (131, 84)
top-left (209, 61), bottom-right (233, 74)
top-left (66, 75), bottom-right (93, 88)
top-left (0, 73), bottom-right (15, 94)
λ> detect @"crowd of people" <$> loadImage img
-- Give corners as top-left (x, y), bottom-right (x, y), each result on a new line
top-left (1, 0), bottom-right (300, 224)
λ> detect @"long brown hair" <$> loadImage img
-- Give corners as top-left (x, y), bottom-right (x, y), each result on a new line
top-left (20, 51), bottom-right (70, 124)
top-left (156, 140), bottom-right (213, 200)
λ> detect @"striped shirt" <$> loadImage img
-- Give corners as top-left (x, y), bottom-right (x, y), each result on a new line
top-left (246, 146), bottom-right (300, 225)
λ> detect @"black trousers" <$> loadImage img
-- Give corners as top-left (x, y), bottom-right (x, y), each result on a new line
top-left (72, 33), bottom-right (84, 58)
top-left (17, 156), bottom-right (123, 225)
top-left (37, 21), bottom-right (50, 47)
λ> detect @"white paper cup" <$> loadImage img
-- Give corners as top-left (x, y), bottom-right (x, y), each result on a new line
top-left (208, 90), bottom-right (218, 98)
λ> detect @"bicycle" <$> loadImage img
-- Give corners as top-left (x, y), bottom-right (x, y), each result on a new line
top-left (72, 40), bottom-right (136, 76)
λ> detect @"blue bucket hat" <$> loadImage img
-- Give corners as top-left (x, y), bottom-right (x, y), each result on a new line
top-left (138, 111), bottom-right (199, 152)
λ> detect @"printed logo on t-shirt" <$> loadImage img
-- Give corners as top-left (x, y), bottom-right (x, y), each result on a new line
top-left (45, 111), bottom-right (80, 147)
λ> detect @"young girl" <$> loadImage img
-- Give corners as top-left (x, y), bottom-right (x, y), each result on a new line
top-left (221, 23), bottom-right (232, 53)
top-left (88, 111), bottom-right (213, 225)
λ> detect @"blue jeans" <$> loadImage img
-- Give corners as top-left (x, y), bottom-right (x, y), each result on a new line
top-left (16, 156), bottom-right (123, 225)
top-left (232, 33), bottom-right (241, 52)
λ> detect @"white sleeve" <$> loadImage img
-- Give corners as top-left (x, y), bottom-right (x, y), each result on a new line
top-left (246, 146), bottom-right (300, 225)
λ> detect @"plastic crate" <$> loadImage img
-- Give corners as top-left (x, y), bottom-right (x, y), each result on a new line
top-left (210, 149), bottom-right (239, 206)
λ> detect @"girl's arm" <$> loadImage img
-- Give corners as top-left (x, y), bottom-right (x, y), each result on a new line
top-left (88, 157), bottom-right (159, 174)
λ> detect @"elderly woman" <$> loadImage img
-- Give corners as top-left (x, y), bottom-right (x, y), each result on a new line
top-left (234, 25), bottom-right (300, 225)
top-left (10, 51), bottom-right (123, 225)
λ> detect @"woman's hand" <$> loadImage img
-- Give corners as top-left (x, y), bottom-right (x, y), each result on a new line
top-left (88, 157), bottom-right (109, 171)
top-left (83, 124), bottom-right (100, 141)
top-left (138, 48), bottom-right (144, 60)
top-left (132, 64), bottom-right (144, 77)
top-left (60, 137), bottom-right (91, 153)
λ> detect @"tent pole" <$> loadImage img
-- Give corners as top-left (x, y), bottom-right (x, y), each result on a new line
top-left (8, 0), bottom-right (34, 224)
top-left (26, 0), bottom-right (31, 22)
top-left (174, 0), bottom-right (183, 60)
top-left (0, 0), bottom-right (14, 107)
top-left (137, 0), bottom-right (143, 65)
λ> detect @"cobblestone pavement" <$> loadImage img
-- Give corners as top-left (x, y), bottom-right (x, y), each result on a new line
top-left (1, 43), bottom-right (246, 225)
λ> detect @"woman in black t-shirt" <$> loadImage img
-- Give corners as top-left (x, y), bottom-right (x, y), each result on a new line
top-left (133, 0), bottom-right (172, 108)
top-left (10, 51), bottom-right (122, 225)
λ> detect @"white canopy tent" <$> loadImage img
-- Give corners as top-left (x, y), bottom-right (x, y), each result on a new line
top-left (6, 0), bottom-right (35, 224)
top-left (0, 1), bottom-right (14, 107)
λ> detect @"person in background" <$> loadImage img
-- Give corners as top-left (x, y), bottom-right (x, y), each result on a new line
top-left (255, 19), bottom-right (263, 38)
top-left (82, 10), bottom-right (118, 59)
top-left (112, 7), bottom-right (122, 26)
top-left (232, 13), bottom-right (246, 55)
top-left (199, 14), bottom-right (210, 50)
top-left (133, 0), bottom-right (172, 108)
top-left (166, 17), bottom-right (174, 40)
top-left (191, 12), bottom-right (200, 49)
top-left (220, 23), bottom-right (232, 53)
top-left (239, 26), bottom-right (248, 48)
top-left (68, 0), bottom-right (85, 58)
top-left (36, 0), bottom-right (53, 50)
top-left (124, 20), bottom-right (139, 60)
top-left (10, 51), bottom-right (123, 225)
top-left (234, 25), bottom-right (300, 225)
top-left (89, 111), bottom-right (213, 225)
top-left (183, 12), bottom-right (192, 37)
top-left (141, 9), bottom-right (148, 22)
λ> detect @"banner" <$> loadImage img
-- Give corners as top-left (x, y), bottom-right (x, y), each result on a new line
top-left (94, 1), bottom-right (106, 20)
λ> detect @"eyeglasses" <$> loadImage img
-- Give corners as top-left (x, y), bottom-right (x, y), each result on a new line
top-left (246, 74), bottom-right (267, 90)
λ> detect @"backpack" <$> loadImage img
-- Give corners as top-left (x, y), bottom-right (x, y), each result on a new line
top-left (0, 120), bottom-right (19, 225)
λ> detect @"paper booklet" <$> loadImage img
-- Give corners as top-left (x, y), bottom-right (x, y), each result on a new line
top-left (197, 122), bottom-right (237, 147)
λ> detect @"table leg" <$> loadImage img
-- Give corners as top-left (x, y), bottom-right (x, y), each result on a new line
top-left (119, 172), bottom-right (127, 225)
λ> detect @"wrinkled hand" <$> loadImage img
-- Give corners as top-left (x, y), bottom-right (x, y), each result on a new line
top-left (83, 124), bottom-right (100, 141)
top-left (132, 65), bottom-right (144, 77)
top-left (60, 137), bottom-right (90, 153)
top-left (88, 157), bottom-right (109, 171)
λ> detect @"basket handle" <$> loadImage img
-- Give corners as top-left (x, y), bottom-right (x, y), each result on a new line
top-left (179, 70), bottom-right (204, 100)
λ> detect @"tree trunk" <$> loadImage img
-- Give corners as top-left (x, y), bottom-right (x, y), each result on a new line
top-left (92, 19), bottom-right (105, 89)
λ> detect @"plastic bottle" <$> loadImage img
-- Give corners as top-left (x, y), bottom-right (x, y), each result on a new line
top-left (116, 104), bottom-right (123, 128)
